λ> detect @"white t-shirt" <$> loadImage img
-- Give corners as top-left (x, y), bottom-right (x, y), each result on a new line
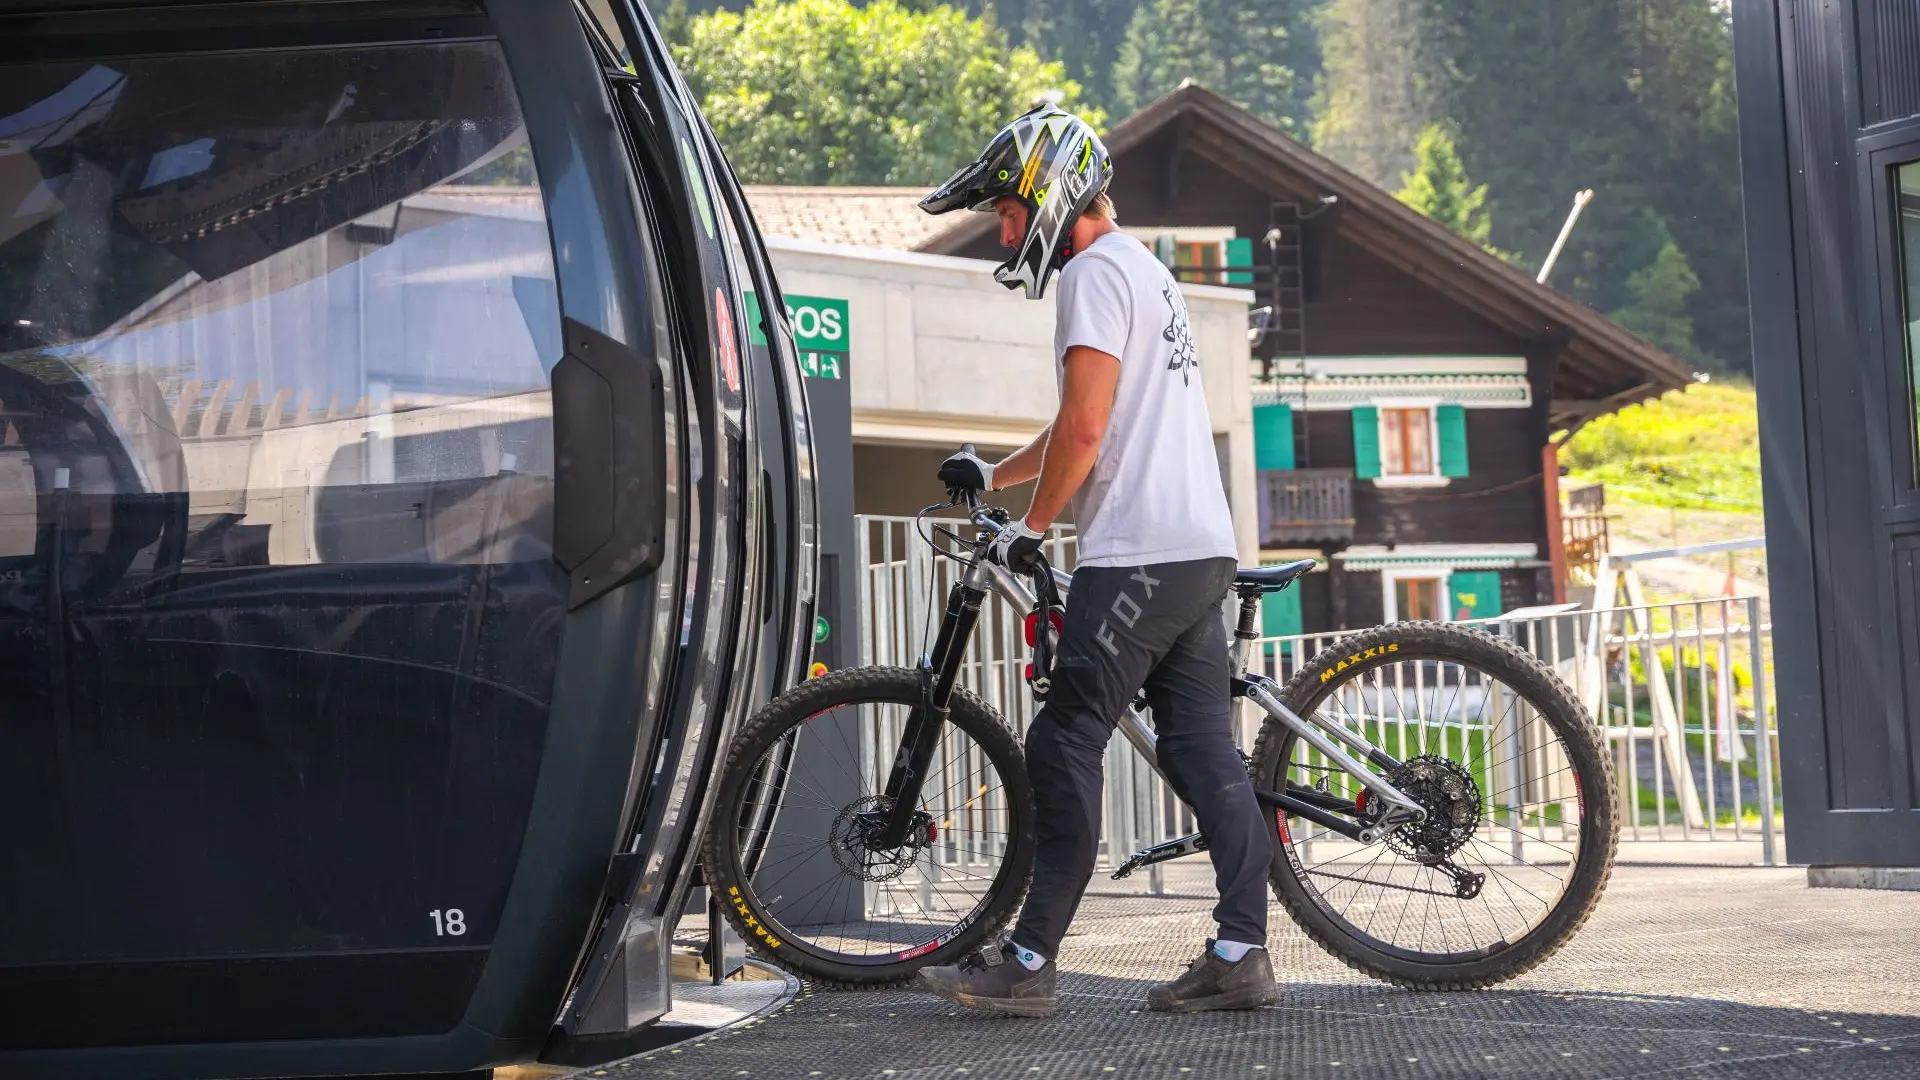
top-left (1052, 231), bottom-right (1238, 568)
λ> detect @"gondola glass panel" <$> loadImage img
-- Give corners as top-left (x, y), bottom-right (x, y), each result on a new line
top-left (0, 40), bottom-right (567, 1044)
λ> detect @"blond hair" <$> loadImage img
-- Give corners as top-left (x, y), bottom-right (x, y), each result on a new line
top-left (1084, 191), bottom-right (1116, 222)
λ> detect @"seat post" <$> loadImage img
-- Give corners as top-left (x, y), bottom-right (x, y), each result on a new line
top-left (1230, 587), bottom-right (1262, 674)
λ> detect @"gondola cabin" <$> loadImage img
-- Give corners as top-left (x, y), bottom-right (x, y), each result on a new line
top-left (0, 0), bottom-right (816, 1076)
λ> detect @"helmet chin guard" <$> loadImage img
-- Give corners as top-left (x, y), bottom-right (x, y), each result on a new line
top-left (919, 104), bottom-right (1112, 299)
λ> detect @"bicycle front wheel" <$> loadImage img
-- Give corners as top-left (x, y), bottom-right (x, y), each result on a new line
top-left (700, 667), bottom-right (1035, 986)
top-left (1252, 622), bottom-right (1617, 989)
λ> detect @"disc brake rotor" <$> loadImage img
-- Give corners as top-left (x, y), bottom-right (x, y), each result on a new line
top-left (830, 796), bottom-right (933, 883)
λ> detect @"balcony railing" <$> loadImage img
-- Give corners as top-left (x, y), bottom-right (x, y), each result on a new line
top-left (1258, 468), bottom-right (1355, 545)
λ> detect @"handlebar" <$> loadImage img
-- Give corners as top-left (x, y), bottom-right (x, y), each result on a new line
top-left (936, 443), bottom-right (1069, 591)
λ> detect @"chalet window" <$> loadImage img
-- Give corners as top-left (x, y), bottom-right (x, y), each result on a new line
top-left (1381, 566), bottom-right (1504, 621)
top-left (1176, 241), bottom-right (1221, 284)
top-left (1147, 232), bottom-right (1254, 285)
top-left (1352, 403), bottom-right (1470, 484)
top-left (1381, 407), bottom-right (1433, 476)
top-left (1391, 575), bottom-right (1444, 621)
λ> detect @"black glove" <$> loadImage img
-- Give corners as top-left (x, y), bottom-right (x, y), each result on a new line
top-left (937, 448), bottom-right (996, 493)
top-left (988, 519), bottom-right (1046, 572)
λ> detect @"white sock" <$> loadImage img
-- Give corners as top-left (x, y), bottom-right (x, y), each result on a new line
top-left (1011, 943), bottom-right (1048, 971)
top-left (1213, 939), bottom-right (1263, 963)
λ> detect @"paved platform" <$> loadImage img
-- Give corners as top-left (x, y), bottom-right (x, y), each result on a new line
top-left (583, 857), bottom-right (1920, 1076)
top-left (584, 863), bottom-right (1920, 1079)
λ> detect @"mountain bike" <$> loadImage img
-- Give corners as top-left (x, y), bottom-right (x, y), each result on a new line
top-left (701, 474), bottom-right (1616, 990)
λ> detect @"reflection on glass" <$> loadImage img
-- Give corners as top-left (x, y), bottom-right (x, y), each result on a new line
top-left (0, 42), bottom-right (562, 583)
top-left (1898, 162), bottom-right (1920, 486)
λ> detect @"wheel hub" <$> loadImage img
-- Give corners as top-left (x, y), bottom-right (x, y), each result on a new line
top-left (831, 797), bottom-right (936, 882)
top-left (1384, 755), bottom-right (1481, 865)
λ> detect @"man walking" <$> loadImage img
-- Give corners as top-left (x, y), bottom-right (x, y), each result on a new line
top-left (911, 104), bottom-right (1278, 1017)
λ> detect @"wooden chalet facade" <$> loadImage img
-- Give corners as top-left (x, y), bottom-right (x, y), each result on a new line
top-left (921, 84), bottom-right (1693, 634)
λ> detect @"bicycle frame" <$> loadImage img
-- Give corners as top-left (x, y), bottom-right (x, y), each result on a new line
top-left (871, 505), bottom-right (1429, 860)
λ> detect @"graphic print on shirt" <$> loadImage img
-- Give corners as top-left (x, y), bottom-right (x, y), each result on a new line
top-left (1162, 281), bottom-right (1198, 386)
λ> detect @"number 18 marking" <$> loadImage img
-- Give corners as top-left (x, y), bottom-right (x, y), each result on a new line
top-left (430, 908), bottom-right (467, 936)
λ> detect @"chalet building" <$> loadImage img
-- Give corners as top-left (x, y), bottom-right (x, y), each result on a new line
top-left (914, 84), bottom-right (1692, 634)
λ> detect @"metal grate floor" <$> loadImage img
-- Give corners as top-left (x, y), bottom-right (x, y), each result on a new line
top-left (586, 864), bottom-right (1920, 1079)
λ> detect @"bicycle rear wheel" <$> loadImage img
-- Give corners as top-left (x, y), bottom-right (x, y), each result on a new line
top-left (1253, 622), bottom-right (1617, 989)
top-left (700, 667), bottom-right (1034, 986)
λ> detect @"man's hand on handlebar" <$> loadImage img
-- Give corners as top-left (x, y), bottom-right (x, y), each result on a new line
top-left (939, 447), bottom-right (996, 497)
top-left (988, 519), bottom-right (1045, 572)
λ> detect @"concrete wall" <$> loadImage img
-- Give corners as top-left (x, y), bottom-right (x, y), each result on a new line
top-left (766, 237), bottom-right (1259, 563)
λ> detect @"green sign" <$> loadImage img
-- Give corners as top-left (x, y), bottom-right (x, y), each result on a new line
top-left (745, 291), bottom-right (847, 380)
top-left (813, 616), bottom-right (831, 643)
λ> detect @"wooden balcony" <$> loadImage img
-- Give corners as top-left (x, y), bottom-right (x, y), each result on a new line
top-left (1258, 468), bottom-right (1355, 545)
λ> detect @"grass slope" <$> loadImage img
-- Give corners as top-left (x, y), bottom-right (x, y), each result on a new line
top-left (1562, 380), bottom-right (1762, 513)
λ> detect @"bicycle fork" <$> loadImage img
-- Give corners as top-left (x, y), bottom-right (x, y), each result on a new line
top-left (872, 577), bottom-right (986, 849)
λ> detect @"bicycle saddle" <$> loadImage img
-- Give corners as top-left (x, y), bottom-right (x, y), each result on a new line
top-left (1231, 559), bottom-right (1316, 592)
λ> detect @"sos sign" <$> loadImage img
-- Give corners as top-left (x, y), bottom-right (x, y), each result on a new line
top-left (744, 291), bottom-right (847, 380)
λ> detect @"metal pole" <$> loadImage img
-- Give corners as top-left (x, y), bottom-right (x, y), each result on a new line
top-left (1750, 597), bottom-right (1778, 867)
top-left (1536, 189), bottom-right (1595, 285)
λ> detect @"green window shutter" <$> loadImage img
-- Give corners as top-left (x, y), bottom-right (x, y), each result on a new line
top-left (1253, 403), bottom-right (1294, 470)
top-left (1153, 234), bottom-right (1176, 268)
top-left (1351, 406), bottom-right (1381, 479)
top-left (1262, 577), bottom-right (1304, 637)
top-left (1436, 403), bottom-right (1470, 477)
top-left (1448, 570), bottom-right (1502, 621)
top-left (1225, 236), bottom-right (1254, 285)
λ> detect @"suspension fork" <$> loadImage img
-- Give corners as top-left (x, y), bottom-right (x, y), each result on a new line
top-left (874, 576), bottom-right (987, 848)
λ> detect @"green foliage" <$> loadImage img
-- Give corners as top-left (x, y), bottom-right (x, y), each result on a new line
top-left (673, 0), bottom-right (1095, 185)
top-left (1002, 0), bottom-right (1141, 110)
top-left (1562, 380), bottom-right (1758, 465)
top-left (1394, 124), bottom-right (1493, 248)
top-left (1310, 0), bottom-right (1439, 185)
top-left (1387, 0), bottom-right (1747, 372)
top-left (1610, 222), bottom-right (1707, 367)
top-left (1562, 381), bottom-right (1762, 512)
top-left (1616, 0), bottom-right (1747, 373)
top-left (1109, 0), bottom-right (1316, 134)
top-left (1572, 453), bottom-right (1762, 513)
top-left (658, 0), bottom-right (1751, 374)
top-left (659, 0), bottom-right (692, 45)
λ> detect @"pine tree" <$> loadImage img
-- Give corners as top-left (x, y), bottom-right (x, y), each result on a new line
top-left (1395, 124), bottom-right (1494, 249)
top-left (1011, 0), bottom-right (1139, 110)
top-left (1109, 0), bottom-right (1317, 135)
top-left (1311, 0), bottom-right (1438, 187)
top-left (1423, 0), bottom-right (1647, 294)
top-left (1618, 0), bottom-right (1745, 371)
top-left (1610, 229), bottom-right (1707, 368)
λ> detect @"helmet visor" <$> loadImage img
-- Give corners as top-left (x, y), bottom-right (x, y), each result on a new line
top-left (920, 143), bottom-right (1017, 215)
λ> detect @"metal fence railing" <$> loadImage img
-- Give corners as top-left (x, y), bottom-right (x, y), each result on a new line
top-left (854, 514), bottom-right (1783, 876)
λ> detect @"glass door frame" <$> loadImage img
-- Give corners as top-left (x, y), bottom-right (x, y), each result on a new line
top-left (1861, 133), bottom-right (1920, 523)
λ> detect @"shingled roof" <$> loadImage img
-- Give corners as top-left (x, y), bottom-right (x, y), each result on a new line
top-left (742, 185), bottom-right (952, 250)
top-left (916, 83), bottom-right (1693, 428)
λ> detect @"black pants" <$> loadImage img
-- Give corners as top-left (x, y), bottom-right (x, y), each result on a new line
top-left (1008, 557), bottom-right (1272, 959)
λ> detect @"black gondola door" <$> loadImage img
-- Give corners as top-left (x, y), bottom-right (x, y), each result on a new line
top-left (0, 35), bottom-right (585, 1050)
